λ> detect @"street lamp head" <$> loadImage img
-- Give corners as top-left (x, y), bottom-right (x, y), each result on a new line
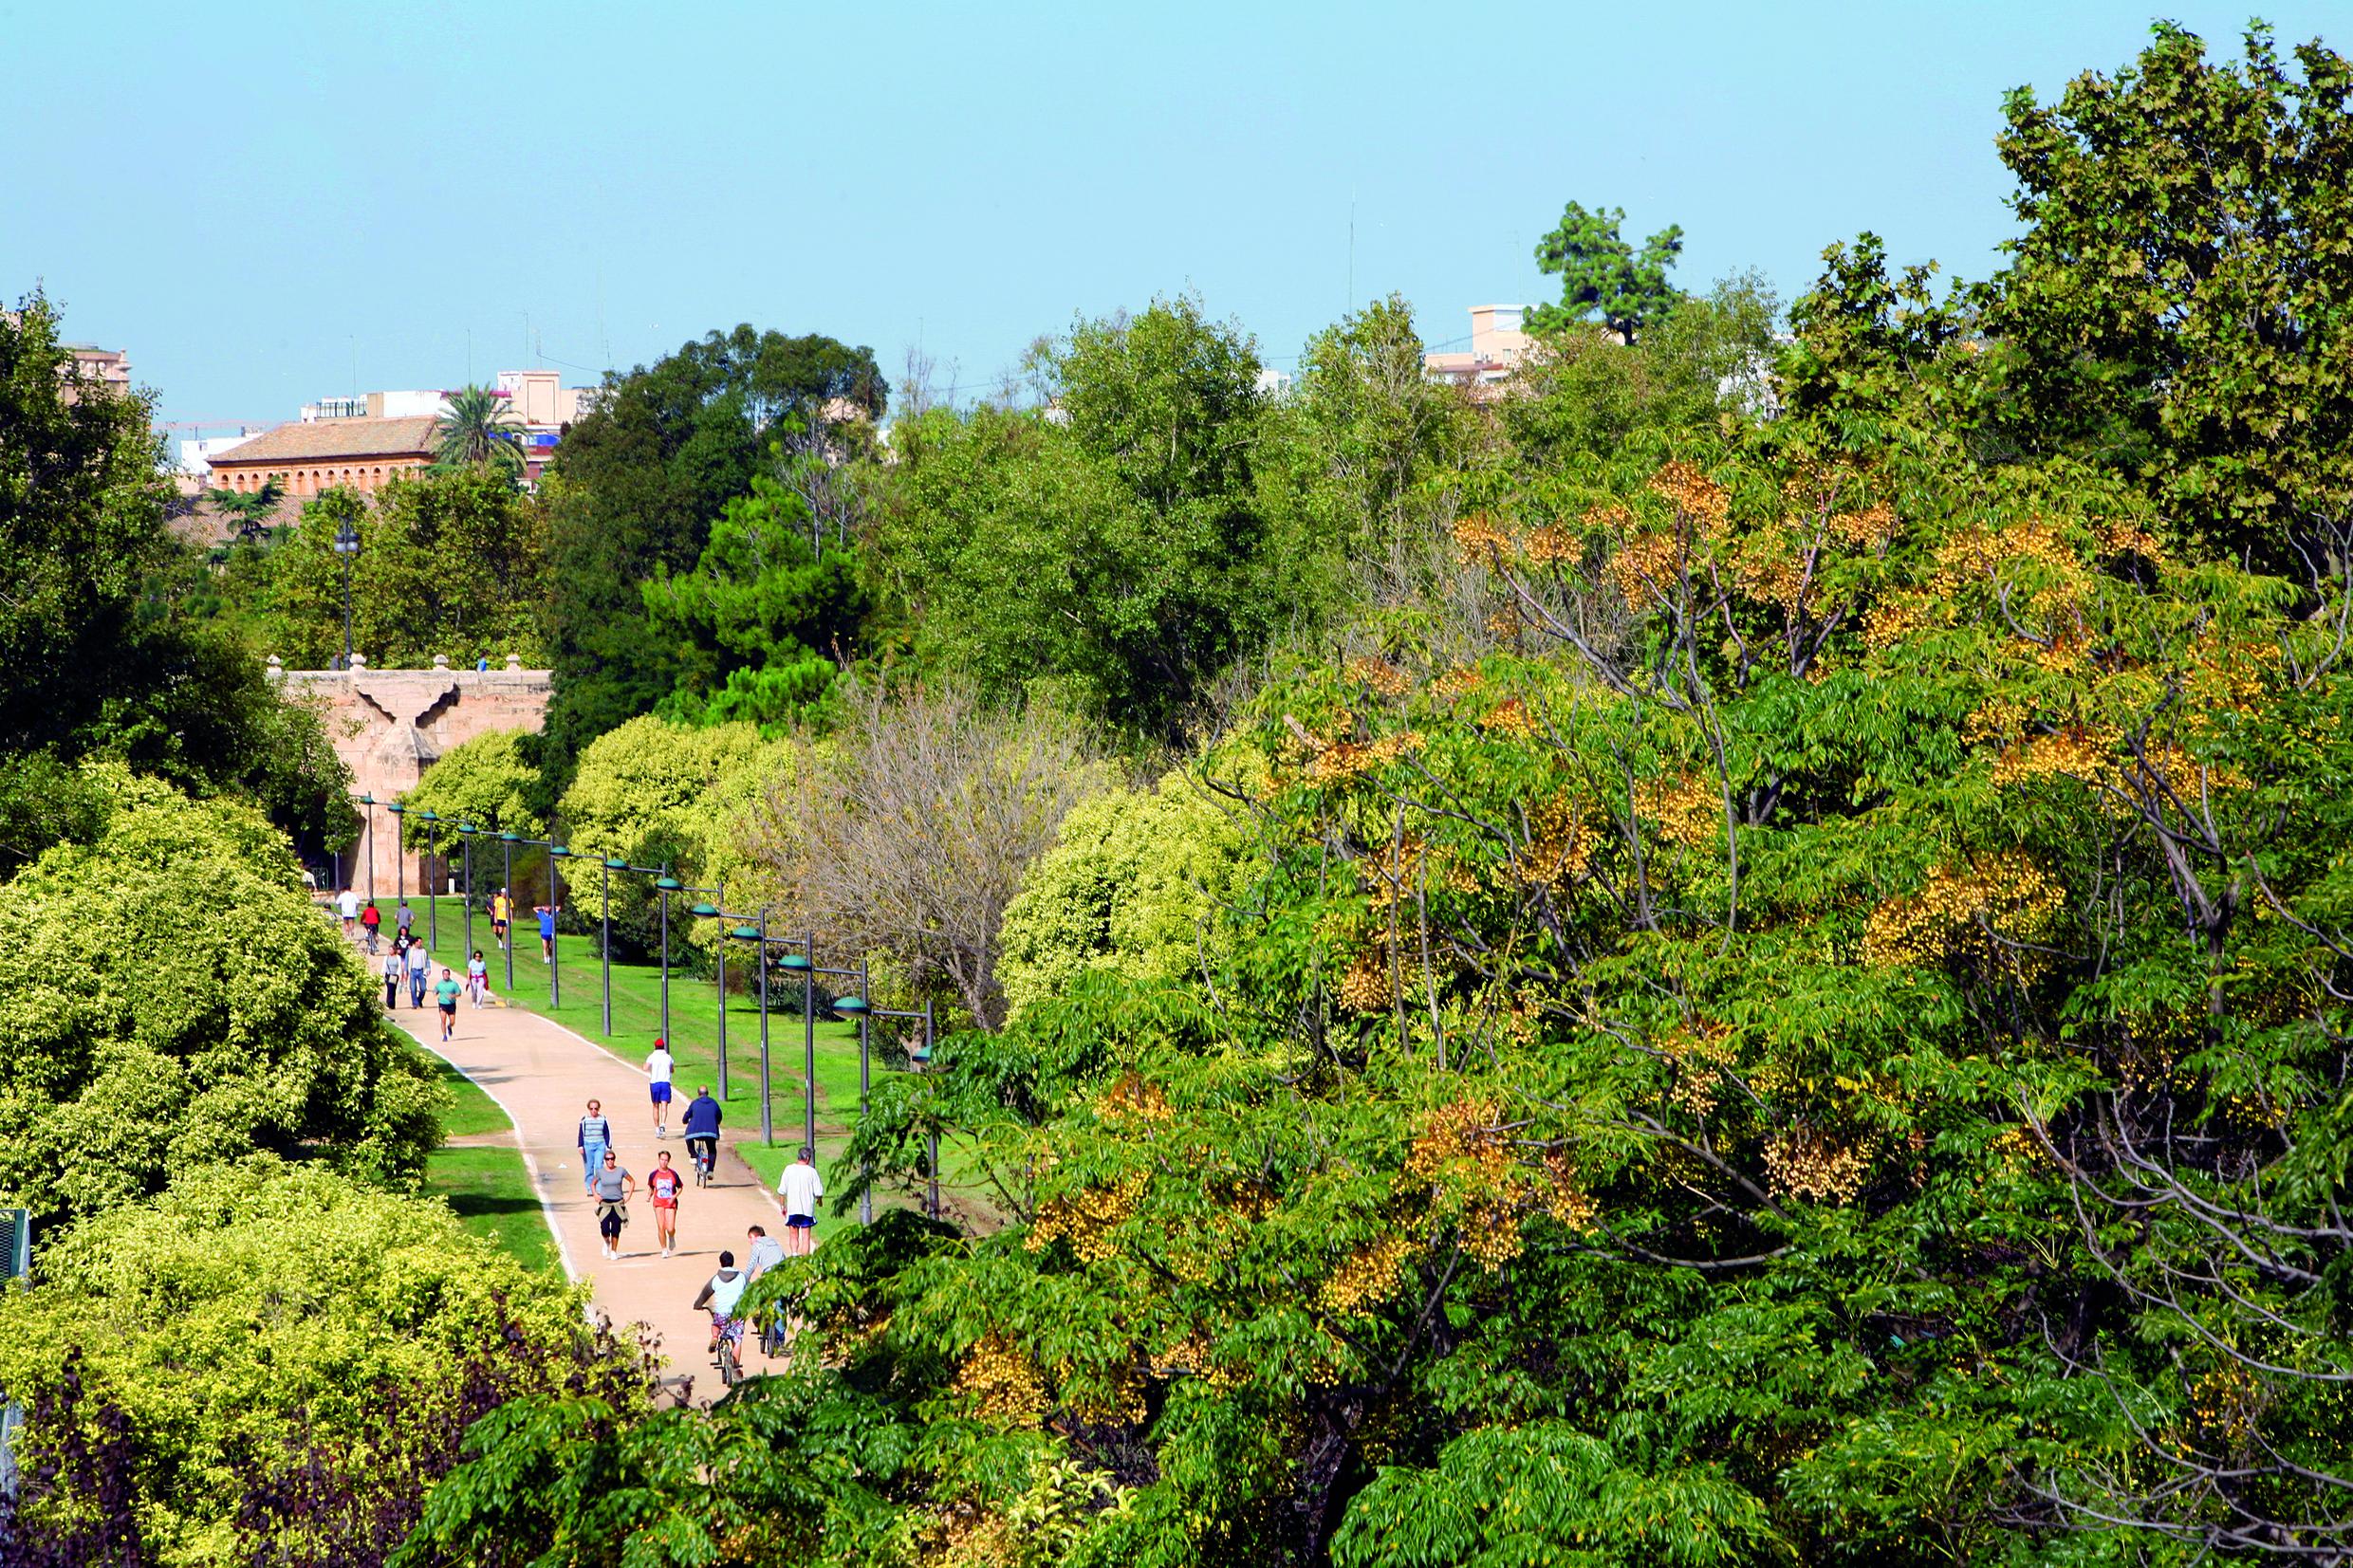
top-left (417, 808), bottom-right (438, 822)
top-left (730, 926), bottom-right (761, 942)
top-left (549, 844), bottom-right (571, 858)
top-left (355, 792), bottom-right (374, 805)
top-left (910, 1039), bottom-right (934, 1065)
top-left (332, 521), bottom-right (360, 556)
top-left (603, 857), bottom-right (628, 871)
top-left (499, 831), bottom-right (520, 843)
top-left (833, 996), bottom-right (869, 1017)
top-left (385, 802), bottom-right (404, 815)
top-left (688, 901), bottom-right (720, 918)
top-left (778, 953), bottom-right (811, 973)
top-left (655, 876), bottom-right (683, 892)
top-left (457, 822), bottom-right (478, 837)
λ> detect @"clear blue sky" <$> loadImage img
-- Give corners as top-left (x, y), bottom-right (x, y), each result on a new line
top-left (7, 1), bottom-right (2344, 428)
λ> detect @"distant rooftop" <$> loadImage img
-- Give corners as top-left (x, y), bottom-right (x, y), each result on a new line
top-left (209, 415), bottom-right (439, 465)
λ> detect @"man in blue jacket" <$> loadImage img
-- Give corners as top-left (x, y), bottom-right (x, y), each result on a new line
top-left (681, 1085), bottom-right (722, 1182)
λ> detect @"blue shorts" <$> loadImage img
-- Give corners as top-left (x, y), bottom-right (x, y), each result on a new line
top-left (785, 1213), bottom-right (814, 1229)
top-left (650, 1081), bottom-right (673, 1104)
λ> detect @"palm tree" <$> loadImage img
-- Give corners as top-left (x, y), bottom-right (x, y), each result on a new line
top-left (431, 385), bottom-right (528, 478)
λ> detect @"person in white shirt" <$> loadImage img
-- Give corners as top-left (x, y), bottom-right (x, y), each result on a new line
top-left (776, 1146), bottom-right (824, 1256)
top-left (644, 1038), bottom-right (676, 1139)
top-left (338, 887), bottom-right (360, 933)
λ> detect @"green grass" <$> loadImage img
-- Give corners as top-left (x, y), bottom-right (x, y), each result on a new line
top-left (404, 895), bottom-right (997, 1224)
top-left (426, 1052), bottom-right (509, 1139)
top-left (424, 1144), bottom-right (558, 1273)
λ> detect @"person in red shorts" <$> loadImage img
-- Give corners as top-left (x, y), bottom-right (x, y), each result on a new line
top-left (647, 1148), bottom-right (684, 1257)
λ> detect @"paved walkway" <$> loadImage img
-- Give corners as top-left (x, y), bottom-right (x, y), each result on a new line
top-left (380, 968), bottom-right (799, 1401)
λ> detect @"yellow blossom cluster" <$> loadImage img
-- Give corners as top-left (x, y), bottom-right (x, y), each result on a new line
top-left (1764, 1123), bottom-right (1875, 1205)
top-left (1519, 792), bottom-right (1594, 889)
top-left (1731, 531), bottom-right (1813, 613)
top-left (1094, 1073), bottom-right (1172, 1125)
top-left (1338, 952), bottom-right (1397, 1013)
top-left (1452, 513), bottom-right (1513, 562)
top-left (1319, 1235), bottom-right (1413, 1316)
top-left (1059, 1358), bottom-right (1150, 1426)
top-left (1429, 666), bottom-right (1485, 700)
top-left (1861, 853), bottom-right (2066, 976)
top-left (1829, 502), bottom-right (1898, 548)
top-left (1346, 655), bottom-right (1411, 697)
top-left (955, 1331), bottom-right (1047, 1427)
top-left (1367, 729), bottom-right (1424, 765)
top-left (1308, 740), bottom-right (1375, 784)
top-left (1459, 1194), bottom-right (1525, 1270)
top-left (1157, 1331), bottom-right (1246, 1391)
top-left (1522, 524), bottom-right (1579, 564)
top-left (1661, 1022), bottom-right (1737, 1119)
top-left (1603, 530), bottom-right (1686, 611)
top-left (1027, 1175), bottom-right (1144, 1264)
top-left (1480, 698), bottom-right (1538, 737)
top-left (1648, 461), bottom-right (1732, 535)
top-left (1407, 1097), bottom-right (1511, 1183)
top-left (1637, 769), bottom-right (1721, 849)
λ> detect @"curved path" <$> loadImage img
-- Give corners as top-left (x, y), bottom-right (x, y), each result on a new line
top-left (380, 978), bottom-right (796, 1401)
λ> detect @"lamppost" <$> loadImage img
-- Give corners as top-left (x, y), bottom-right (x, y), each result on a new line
top-left (655, 875), bottom-right (683, 1043)
top-left (776, 941), bottom-right (821, 1158)
top-left (457, 822), bottom-right (478, 958)
top-left (384, 802), bottom-right (404, 921)
top-left (832, 986), bottom-right (936, 1219)
top-left (729, 916), bottom-right (776, 1145)
top-left (353, 792), bottom-right (376, 910)
top-left (416, 810), bottom-right (440, 950)
top-left (601, 857), bottom-right (626, 1036)
top-left (688, 899), bottom-right (735, 1101)
top-left (500, 831), bottom-right (519, 991)
top-left (331, 519), bottom-right (360, 670)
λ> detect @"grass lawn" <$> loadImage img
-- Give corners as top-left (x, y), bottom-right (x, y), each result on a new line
top-left (424, 1145), bottom-right (559, 1273)
top-left (405, 895), bottom-right (998, 1226)
top-left (426, 1052), bottom-right (509, 1138)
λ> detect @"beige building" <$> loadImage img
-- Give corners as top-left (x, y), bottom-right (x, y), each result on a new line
top-left (65, 342), bottom-right (132, 392)
top-left (205, 415), bottom-right (438, 498)
top-left (1423, 304), bottom-right (1531, 392)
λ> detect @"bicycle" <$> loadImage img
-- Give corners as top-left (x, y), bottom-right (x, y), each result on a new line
top-left (712, 1315), bottom-right (745, 1389)
top-left (688, 1135), bottom-right (716, 1188)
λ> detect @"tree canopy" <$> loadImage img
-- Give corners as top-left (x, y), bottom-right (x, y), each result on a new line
top-left (1526, 201), bottom-right (1686, 343)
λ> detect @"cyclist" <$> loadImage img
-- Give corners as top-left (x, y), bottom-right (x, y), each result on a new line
top-left (743, 1223), bottom-right (785, 1282)
top-left (693, 1249), bottom-right (749, 1362)
top-left (360, 899), bottom-right (382, 952)
top-left (681, 1085), bottom-right (722, 1182)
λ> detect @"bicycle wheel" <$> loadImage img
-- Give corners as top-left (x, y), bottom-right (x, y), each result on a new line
top-left (718, 1337), bottom-right (740, 1388)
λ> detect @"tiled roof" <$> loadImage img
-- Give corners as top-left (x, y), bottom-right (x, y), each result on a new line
top-left (209, 415), bottom-right (439, 465)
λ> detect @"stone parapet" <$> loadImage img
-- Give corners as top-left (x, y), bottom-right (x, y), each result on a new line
top-left (269, 655), bottom-right (554, 899)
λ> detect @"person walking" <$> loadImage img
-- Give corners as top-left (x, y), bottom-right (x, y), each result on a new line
top-left (647, 1149), bottom-right (684, 1257)
top-left (466, 949), bottom-right (490, 1007)
top-left (643, 1038), bottom-right (676, 1139)
top-left (396, 898), bottom-right (415, 941)
top-left (681, 1085), bottom-right (721, 1182)
top-left (577, 1099), bottom-right (614, 1198)
top-left (380, 945), bottom-right (402, 1009)
top-left (338, 886), bottom-right (359, 934)
top-left (434, 968), bottom-right (461, 1041)
top-left (491, 888), bottom-right (511, 951)
top-left (406, 932), bottom-right (432, 1008)
top-left (533, 900), bottom-right (560, 963)
top-left (776, 1146), bottom-right (824, 1256)
top-left (360, 899), bottom-right (382, 953)
top-left (590, 1151), bottom-right (635, 1260)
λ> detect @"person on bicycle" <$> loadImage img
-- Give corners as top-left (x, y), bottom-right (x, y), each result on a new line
top-left (681, 1085), bottom-right (721, 1182)
top-left (743, 1224), bottom-right (785, 1282)
top-left (693, 1249), bottom-right (748, 1357)
top-left (360, 899), bottom-right (382, 952)
top-left (648, 1149), bottom-right (684, 1257)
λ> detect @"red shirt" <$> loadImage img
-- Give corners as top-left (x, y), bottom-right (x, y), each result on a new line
top-left (648, 1168), bottom-right (683, 1206)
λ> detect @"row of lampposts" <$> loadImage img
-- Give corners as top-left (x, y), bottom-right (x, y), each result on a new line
top-left (346, 790), bottom-right (943, 1220)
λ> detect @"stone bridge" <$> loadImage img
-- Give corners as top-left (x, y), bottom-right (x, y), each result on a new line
top-left (270, 655), bottom-right (551, 898)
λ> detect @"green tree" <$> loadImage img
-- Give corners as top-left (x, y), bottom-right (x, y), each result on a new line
top-left (0, 292), bottom-right (352, 859)
top-left (1526, 200), bottom-right (1685, 342)
top-left (398, 729), bottom-right (546, 839)
top-left (541, 327), bottom-right (886, 790)
top-left (870, 296), bottom-right (1285, 740)
top-left (995, 768), bottom-right (1245, 1023)
top-left (207, 475), bottom-right (285, 543)
top-left (0, 1159), bottom-right (644, 1566)
top-left (0, 769), bottom-right (442, 1227)
top-left (431, 383), bottom-right (528, 479)
top-left (641, 469), bottom-right (865, 733)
